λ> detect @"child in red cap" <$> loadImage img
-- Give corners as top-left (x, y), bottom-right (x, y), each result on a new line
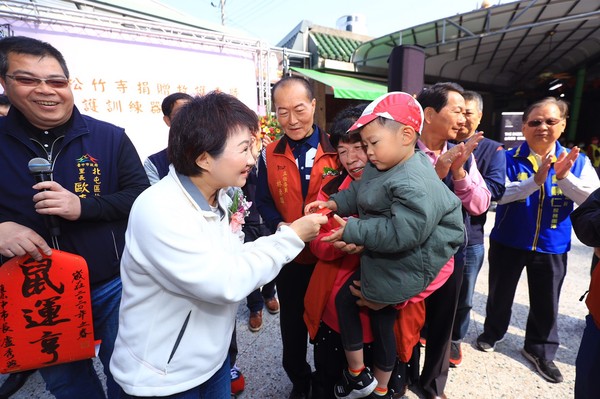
top-left (305, 92), bottom-right (464, 399)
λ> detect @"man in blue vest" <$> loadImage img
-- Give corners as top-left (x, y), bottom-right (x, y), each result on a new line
top-left (143, 92), bottom-right (193, 184)
top-left (477, 97), bottom-right (600, 383)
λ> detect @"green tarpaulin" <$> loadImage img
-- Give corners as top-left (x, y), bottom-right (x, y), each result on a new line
top-left (291, 67), bottom-right (387, 101)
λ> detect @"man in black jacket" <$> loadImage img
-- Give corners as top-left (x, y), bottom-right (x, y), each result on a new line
top-left (571, 187), bottom-right (600, 399)
top-left (449, 91), bottom-right (506, 367)
top-left (0, 36), bottom-right (149, 399)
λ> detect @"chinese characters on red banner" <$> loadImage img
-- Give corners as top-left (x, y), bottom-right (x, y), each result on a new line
top-left (0, 251), bottom-right (95, 372)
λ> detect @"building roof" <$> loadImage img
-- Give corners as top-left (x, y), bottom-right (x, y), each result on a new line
top-left (311, 31), bottom-right (364, 62)
top-left (352, 0), bottom-right (600, 91)
top-left (277, 20), bottom-right (372, 64)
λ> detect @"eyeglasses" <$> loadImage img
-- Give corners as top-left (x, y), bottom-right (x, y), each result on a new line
top-left (5, 74), bottom-right (70, 89)
top-left (526, 118), bottom-right (563, 128)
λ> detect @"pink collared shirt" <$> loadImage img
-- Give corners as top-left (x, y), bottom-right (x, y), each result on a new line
top-left (417, 140), bottom-right (491, 216)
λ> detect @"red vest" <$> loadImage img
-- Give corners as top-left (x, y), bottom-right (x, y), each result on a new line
top-left (265, 130), bottom-right (338, 264)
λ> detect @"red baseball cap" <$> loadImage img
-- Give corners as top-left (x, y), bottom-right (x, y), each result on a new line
top-left (348, 91), bottom-right (424, 133)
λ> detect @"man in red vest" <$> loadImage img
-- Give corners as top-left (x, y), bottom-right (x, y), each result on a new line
top-left (255, 76), bottom-right (338, 399)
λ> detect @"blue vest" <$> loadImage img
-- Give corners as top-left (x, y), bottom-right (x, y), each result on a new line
top-left (490, 141), bottom-right (586, 254)
top-left (147, 148), bottom-right (170, 180)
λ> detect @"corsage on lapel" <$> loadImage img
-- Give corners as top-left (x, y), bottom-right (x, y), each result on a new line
top-left (229, 189), bottom-right (252, 233)
top-left (322, 166), bottom-right (340, 178)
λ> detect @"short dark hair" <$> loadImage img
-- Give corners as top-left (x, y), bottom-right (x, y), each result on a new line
top-left (329, 103), bottom-right (368, 148)
top-left (416, 82), bottom-right (464, 112)
top-left (0, 36), bottom-right (69, 78)
top-left (522, 97), bottom-right (569, 122)
top-left (161, 92), bottom-right (193, 117)
top-left (168, 91), bottom-right (258, 176)
top-left (0, 94), bottom-right (10, 106)
top-left (271, 76), bottom-right (314, 106)
top-left (462, 91), bottom-right (483, 112)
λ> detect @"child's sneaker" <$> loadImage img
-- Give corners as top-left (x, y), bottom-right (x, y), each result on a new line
top-left (366, 389), bottom-right (394, 398)
top-left (449, 341), bottom-right (463, 367)
top-left (334, 367), bottom-right (377, 399)
top-left (230, 365), bottom-right (245, 396)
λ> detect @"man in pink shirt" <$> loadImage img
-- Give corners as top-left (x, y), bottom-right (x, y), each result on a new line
top-left (415, 82), bottom-right (491, 399)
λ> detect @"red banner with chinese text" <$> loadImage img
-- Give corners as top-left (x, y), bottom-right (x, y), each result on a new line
top-left (0, 250), bottom-right (96, 373)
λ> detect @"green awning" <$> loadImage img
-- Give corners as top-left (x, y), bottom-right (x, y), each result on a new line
top-left (291, 67), bottom-right (387, 101)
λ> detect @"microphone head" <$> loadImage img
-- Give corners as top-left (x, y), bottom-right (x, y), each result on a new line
top-left (28, 157), bottom-right (52, 173)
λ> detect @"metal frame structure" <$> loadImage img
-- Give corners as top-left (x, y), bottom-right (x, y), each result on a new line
top-left (0, 0), bottom-right (310, 109)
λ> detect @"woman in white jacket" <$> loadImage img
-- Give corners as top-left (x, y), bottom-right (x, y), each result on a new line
top-left (110, 92), bottom-right (327, 398)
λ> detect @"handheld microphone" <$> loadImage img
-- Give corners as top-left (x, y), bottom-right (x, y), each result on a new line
top-left (28, 157), bottom-right (61, 237)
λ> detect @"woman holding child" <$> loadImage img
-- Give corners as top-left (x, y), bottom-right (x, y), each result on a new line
top-left (306, 93), bottom-right (464, 399)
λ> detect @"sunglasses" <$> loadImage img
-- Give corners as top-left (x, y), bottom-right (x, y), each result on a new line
top-left (5, 74), bottom-right (70, 89)
top-left (526, 118), bottom-right (562, 128)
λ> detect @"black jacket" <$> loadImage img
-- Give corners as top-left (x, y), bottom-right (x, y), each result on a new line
top-left (0, 106), bottom-right (149, 284)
